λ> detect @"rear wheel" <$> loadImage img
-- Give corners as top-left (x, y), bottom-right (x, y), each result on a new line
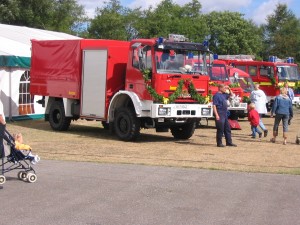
top-left (0, 175), bottom-right (6, 185)
top-left (170, 121), bottom-right (196, 140)
top-left (114, 107), bottom-right (140, 141)
top-left (49, 101), bottom-right (71, 131)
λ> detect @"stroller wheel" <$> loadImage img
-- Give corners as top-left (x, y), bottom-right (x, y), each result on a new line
top-left (0, 175), bottom-right (6, 185)
top-left (18, 171), bottom-right (27, 180)
top-left (27, 173), bottom-right (37, 183)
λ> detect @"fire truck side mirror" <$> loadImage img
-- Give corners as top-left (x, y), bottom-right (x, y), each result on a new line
top-left (277, 67), bottom-right (282, 73)
top-left (234, 72), bottom-right (239, 80)
top-left (209, 53), bottom-right (214, 65)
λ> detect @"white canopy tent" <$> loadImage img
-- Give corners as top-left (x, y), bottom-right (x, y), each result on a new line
top-left (0, 23), bottom-right (81, 120)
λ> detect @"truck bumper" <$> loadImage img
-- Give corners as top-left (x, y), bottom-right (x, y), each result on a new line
top-left (292, 96), bottom-right (300, 106)
top-left (150, 103), bottom-right (213, 119)
top-left (228, 102), bottom-right (248, 112)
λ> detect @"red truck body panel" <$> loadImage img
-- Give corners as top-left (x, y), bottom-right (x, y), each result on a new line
top-left (30, 39), bottom-right (130, 110)
top-left (80, 39), bottom-right (130, 111)
top-left (30, 40), bottom-right (82, 99)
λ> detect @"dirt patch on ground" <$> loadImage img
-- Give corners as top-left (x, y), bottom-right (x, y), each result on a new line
top-left (5, 108), bottom-right (300, 174)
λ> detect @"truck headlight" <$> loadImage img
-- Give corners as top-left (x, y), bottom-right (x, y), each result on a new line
top-left (158, 107), bottom-right (170, 116)
top-left (201, 108), bottom-right (211, 116)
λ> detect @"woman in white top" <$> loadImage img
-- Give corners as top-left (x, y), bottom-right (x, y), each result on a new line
top-left (250, 84), bottom-right (268, 137)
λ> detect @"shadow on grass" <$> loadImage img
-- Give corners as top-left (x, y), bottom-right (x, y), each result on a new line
top-left (6, 119), bottom-right (184, 143)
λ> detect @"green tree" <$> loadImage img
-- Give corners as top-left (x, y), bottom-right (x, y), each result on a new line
top-left (0, 0), bottom-right (19, 23)
top-left (262, 3), bottom-right (300, 62)
top-left (205, 11), bottom-right (262, 55)
top-left (0, 0), bottom-right (53, 28)
top-left (0, 0), bottom-right (86, 35)
top-left (136, 0), bottom-right (207, 42)
top-left (50, 0), bottom-right (86, 34)
top-left (88, 0), bottom-right (129, 39)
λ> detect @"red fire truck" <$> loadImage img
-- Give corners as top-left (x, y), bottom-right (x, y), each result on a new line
top-left (30, 35), bottom-right (213, 141)
top-left (220, 56), bottom-right (300, 110)
top-left (208, 60), bottom-right (254, 119)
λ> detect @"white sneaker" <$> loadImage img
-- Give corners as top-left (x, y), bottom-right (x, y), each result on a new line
top-left (31, 155), bottom-right (40, 165)
top-left (34, 155), bottom-right (40, 163)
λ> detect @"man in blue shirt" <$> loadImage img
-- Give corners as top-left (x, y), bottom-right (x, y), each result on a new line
top-left (213, 84), bottom-right (237, 147)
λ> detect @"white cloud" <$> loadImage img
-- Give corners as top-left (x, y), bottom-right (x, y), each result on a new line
top-left (251, 0), bottom-right (293, 24)
top-left (77, 0), bottom-right (295, 25)
top-left (77, 0), bottom-right (105, 18)
top-left (128, 0), bottom-right (162, 9)
top-left (199, 0), bottom-right (252, 13)
top-left (128, 0), bottom-right (252, 11)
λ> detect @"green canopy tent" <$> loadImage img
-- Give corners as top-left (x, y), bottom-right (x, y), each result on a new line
top-left (0, 55), bottom-right (30, 68)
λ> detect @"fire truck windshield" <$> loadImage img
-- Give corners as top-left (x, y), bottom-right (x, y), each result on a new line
top-left (229, 76), bottom-right (254, 93)
top-left (209, 64), bottom-right (228, 81)
top-left (155, 49), bottom-right (209, 75)
top-left (277, 65), bottom-right (300, 81)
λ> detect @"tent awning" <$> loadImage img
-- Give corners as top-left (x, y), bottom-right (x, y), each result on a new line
top-left (0, 55), bottom-right (30, 68)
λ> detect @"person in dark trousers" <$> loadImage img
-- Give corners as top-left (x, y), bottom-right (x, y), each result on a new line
top-left (0, 97), bottom-right (6, 160)
top-left (213, 84), bottom-right (237, 147)
top-left (270, 87), bottom-right (293, 145)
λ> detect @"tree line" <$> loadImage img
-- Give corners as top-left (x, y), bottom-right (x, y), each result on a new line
top-left (1, 0), bottom-right (300, 62)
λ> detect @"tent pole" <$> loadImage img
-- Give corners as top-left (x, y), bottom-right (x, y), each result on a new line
top-left (8, 69), bottom-right (12, 121)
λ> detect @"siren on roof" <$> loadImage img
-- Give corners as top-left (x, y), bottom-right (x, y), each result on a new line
top-left (286, 57), bottom-right (294, 64)
top-left (269, 56), bottom-right (277, 62)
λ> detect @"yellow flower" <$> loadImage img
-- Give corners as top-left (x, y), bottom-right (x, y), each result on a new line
top-left (204, 96), bottom-right (210, 104)
top-left (163, 97), bottom-right (169, 104)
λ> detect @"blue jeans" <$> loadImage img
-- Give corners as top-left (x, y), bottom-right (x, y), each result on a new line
top-left (251, 125), bottom-right (262, 137)
top-left (259, 114), bottom-right (266, 131)
top-left (273, 114), bottom-right (289, 133)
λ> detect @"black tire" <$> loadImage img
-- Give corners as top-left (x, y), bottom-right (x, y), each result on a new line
top-left (170, 121), bottom-right (196, 140)
top-left (101, 121), bottom-right (109, 130)
top-left (49, 101), bottom-right (71, 131)
top-left (114, 107), bottom-right (140, 141)
top-left (228, 110), bottom-right (239, 120)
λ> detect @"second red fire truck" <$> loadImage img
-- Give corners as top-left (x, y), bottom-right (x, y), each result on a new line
top-left (222, 56), bottom-right (300, 110)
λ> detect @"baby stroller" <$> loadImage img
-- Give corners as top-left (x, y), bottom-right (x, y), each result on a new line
top-left (0, 129), bottom-right (37, 184)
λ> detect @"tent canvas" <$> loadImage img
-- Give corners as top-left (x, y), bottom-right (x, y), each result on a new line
top-left (0, 23), bottom-right (81, 120)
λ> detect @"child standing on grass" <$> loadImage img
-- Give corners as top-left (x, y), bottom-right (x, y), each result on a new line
top-left (248, 103), bottom-right (262, 139)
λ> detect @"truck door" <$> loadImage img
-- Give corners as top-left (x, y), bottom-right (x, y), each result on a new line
top-left (81, 49), bottom-right (107, 118)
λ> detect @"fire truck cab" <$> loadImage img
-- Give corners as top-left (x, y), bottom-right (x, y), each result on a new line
top-left (209, 60), bottom-right (254, 118)
top-left (226, 57), bottom-right (300, 110)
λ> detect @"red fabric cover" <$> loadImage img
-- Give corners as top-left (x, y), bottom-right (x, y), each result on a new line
top-left (228, 119), bottom-right (241, 130)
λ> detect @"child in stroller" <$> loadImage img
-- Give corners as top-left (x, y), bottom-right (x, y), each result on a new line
top-left (13, 133), bottom-right (40, 164)
top-left (0, 129), bottom-right (38, 184)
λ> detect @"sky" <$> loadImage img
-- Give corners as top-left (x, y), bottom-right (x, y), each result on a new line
top-left (78, 0), bottom-right (300, 25)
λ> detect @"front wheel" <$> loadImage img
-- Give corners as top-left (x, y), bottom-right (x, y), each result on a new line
top-left (114, 107), bottom-right (140, 141)
top-left (170, 121), bottom-right (196, 140)
top-left (49, 101), bottom-right (71, 131)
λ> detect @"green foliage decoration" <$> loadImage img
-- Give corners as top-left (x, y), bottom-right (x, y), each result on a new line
top-left (229, 83), bottom-right (240, 88)
top-left (242, 96), bottom-right (250, 103)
